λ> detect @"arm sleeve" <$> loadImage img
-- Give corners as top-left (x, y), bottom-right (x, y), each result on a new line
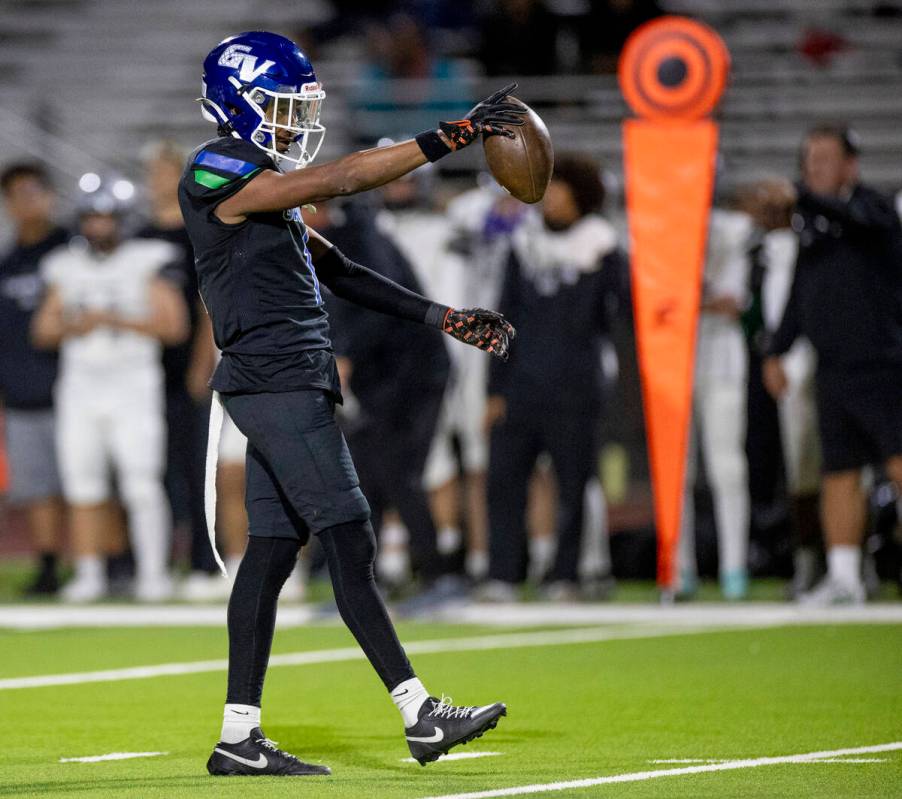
top-left (315, 246), bottom-right (448, 329)
top-left (766, 263), bottom-right (802, 357)
top-left (487, 253), bottom-right (519, 396)
top-left (796, 185), bottom-right (900, 235)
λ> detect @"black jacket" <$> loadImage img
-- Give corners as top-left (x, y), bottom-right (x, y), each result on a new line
top-left (322, 202), bottom-right (450, 426)
top-left (489, 245), bottom-right (628, 411)
top-left (769, 184), bottom-right (902, 370)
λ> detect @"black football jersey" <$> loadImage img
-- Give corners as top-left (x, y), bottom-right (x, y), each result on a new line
top-left (178, 136), bottom-right (339, 396)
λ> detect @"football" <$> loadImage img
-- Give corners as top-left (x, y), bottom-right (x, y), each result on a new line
top-left (483, 96), bottom-right (554, 204)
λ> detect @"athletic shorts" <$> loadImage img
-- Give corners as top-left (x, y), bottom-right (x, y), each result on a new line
top-left (222, 389), bottom-right (370, 542)
top-left (3, 407), bottom-right (62, 503)
top-left (218, 409), bottom-right (247, 465)
top-left (56, 370), bottom-right (166, 505)
top-left (815, 365), bottom-right (902, 473)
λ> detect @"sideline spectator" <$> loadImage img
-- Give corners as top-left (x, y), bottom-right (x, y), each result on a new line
top-left (763, 125), bottom-right (902, 605)
top-left (138, 141), bottom-right (214, 583)
top-left (483, 153), bottom-right (627, 600)
top-left (751, 179), bottom-right (823, 596)
top-left (678, 206), bottom-right (753, 601)
top-left (304, 198), bottom-right (454, 598)
top-left (479, 0), bottom-right (559, 76)
top-left (32, 180), bottom-right (189, 602)
top-left (0, 163), bottom-right (68, 595)
top-left (435, 183), bottom-right (526, 579)
top-left (353, 13), bottom-right (470, 144)
top-left (582, 0), bottom-right (662, 74)
top-left (376, 164), bottom-right (470, 567)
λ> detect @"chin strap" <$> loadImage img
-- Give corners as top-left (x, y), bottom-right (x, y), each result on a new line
top-left (196, 97), bottom-right (236, 137)
top-left (204, 391), bottom-right (228, 578)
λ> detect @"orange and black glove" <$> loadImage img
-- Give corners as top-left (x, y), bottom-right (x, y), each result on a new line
top-left (440, 307), bottom-right (516, 361)
top-left (416, 83), bottom-right (526, 162)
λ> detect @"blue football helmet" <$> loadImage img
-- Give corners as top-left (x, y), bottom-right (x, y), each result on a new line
top-left (199, 31), bottom-right (326, 169)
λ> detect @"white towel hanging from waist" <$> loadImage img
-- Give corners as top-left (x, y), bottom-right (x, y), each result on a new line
top-left (204, 390), bottom-right (228, 577)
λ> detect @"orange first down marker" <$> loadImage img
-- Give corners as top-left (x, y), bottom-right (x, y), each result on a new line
top-left (619, 16), bottom-right (730, 591)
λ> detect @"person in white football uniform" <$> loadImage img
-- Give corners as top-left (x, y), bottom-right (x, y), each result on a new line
top-left (376, 168), bottom-right (521, 581)
top-left (32, 183), bottom-right (188, 602)
top-left (678, 206), bottom-right (753, 600)
top-left (421, 181), bottom-right (524, 580)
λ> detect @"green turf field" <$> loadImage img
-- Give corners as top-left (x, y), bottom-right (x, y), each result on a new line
top-left (1, 619), bottom-right (900, 798)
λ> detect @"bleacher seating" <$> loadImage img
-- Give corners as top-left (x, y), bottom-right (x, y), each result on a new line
top-left (0, 0), bottom-right (899, 236)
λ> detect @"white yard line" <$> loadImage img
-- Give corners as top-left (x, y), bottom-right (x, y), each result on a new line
top-left (0, 624), bottom-right (726, 691)
top-left (59, 751), bottom-right (167, 763)
top-left (649, 757), bottom-right (887, 764)
top-left (402, 752), bottom-right (503, 763)
top-left (440, 602), bottom-right (902, 628)
top-left (418, 742), bottom-right (902, 799)
top-left (1, 602), bottom-right (901, 630)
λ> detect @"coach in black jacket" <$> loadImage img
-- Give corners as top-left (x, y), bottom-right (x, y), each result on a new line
top-left (764, 125), bottom-right (902, 604)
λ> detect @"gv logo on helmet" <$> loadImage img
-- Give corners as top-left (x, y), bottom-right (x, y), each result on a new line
top-left (218, 44), bottom-right (275, 82)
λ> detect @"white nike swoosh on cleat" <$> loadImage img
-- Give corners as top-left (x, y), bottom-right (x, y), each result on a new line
top-left (406, 728), bottom-right (444, 744)
top-left (214, 749), bottom-right (268, 769)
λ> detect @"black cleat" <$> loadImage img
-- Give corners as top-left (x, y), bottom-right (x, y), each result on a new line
top-left (405, 696), bottom-right (506, 766)
top-left (206, 727), bottom-right (331, 776)
top-left (23, 568), bottom-right (59, 596)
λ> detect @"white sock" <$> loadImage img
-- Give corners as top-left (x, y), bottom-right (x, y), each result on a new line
top-left (391, 677), bottom-right (429, 728)
top-left (529, 535), bottom-right (555, 580)
top-left (75, 555), bottom-right (104, 583)
top-left (827, 545), bottom-right (862, 590)
top-left (221, 703), bottom-right (260, 743)
top-left (382, 520), bottom-right (408, 547)
top-left (437, 526), bottom-right (462, 555)
top-left (465, 549), bottom-right (489, 581)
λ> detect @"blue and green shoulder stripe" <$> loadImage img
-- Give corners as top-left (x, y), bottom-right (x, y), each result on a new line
top-left (192, 150), bottom-right (263, 189)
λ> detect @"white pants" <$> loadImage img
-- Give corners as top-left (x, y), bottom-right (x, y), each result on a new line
top-left (56, 368), bottom-right (170, 581)
top-left (424, 346), bottom-right (490, 489)
top-left (679, 377), bottom-right (750, 579)
top-left (778, 343), bottom-right (820, 495)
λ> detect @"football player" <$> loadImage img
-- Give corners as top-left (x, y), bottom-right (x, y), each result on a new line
top-left (179, 31), bottom-right (520, 776)
top-left (678, 206), bottom-right (753, 601)
top-left (32, 180), bottom-right (188, 602)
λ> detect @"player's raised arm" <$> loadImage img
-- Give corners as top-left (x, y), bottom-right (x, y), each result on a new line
top-left (215, 85), bottom-right (525, 223)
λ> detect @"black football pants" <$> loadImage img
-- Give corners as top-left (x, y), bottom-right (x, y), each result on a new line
top-left (347, 386), bottom-right (447, 582)
top-left (487, 399), bottom-right (599, 584)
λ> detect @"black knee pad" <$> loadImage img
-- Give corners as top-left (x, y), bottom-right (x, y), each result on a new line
top-left (318, 519), bottom-right (377, 573)
top-left (240, 535), bottom-right (301, 592)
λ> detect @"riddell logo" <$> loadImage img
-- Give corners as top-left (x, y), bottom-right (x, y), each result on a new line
top-left (218, 44), bottom-right (275, 82)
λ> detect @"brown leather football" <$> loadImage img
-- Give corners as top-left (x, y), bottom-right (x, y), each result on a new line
top-left (483, 96), bottom-right (554, 204)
